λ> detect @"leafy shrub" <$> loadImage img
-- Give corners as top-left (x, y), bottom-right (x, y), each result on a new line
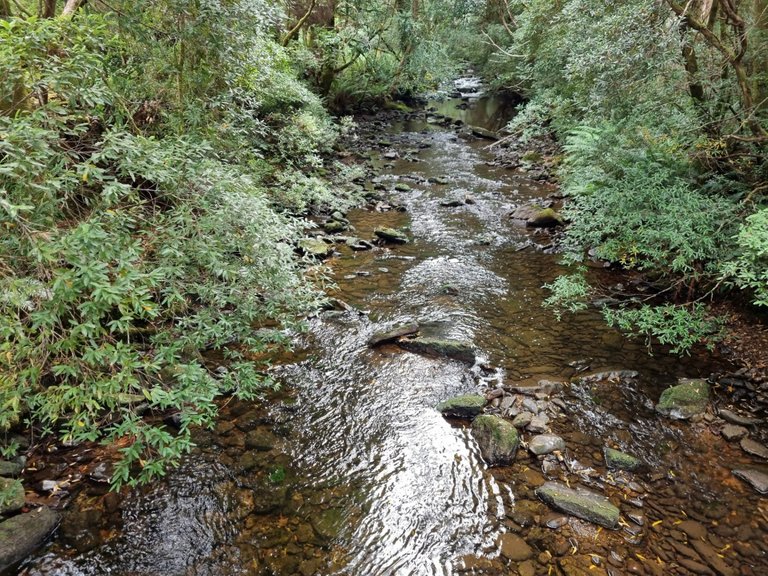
top-left (603, 304), bottom-right (721, 356)
top-left (0, 6), bottom-right (347, 488)
top-left (560, 123), bottom-right (734, 279)
top-left (721, 209), bottom-right (768, 307)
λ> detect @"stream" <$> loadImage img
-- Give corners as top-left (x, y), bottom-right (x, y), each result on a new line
top-left (17, 82), bottom-right (768, 576)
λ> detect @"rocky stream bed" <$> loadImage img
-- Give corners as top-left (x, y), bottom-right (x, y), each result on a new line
top-left (3, 79), bottom-right (768, 576)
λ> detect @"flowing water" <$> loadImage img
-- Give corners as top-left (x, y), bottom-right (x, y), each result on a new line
top-left (17, 86), bottom-right (768, 576)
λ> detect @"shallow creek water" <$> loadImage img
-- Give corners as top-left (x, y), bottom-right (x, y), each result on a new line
top-left (19, 96), bottom-right (768, 575)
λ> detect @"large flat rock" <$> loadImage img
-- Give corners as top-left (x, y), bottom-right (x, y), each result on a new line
top-left (732, 469), bottom-right (768, 494)
top-left (436, 395), bottom-right (486, 418)
top-left (398, 337), bottom-right (476, 364)
top-left (367, 323), bottom-right (419, 346)
top-left (535, 481), bottom-right (619, 528)
top-left (0, 507), bottom-right (60, 572)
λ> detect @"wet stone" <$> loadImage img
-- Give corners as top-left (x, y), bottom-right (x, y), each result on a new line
top-left (528, 434), bottom-right (566, 455)
top-left (544, 514), bottom-right (568, 529)
top-left (367, 322), bottom-right (420, 346)
top-left (720, 424), bottom-right (748, 441)
top-left (678, 519), bottom-right (708, 541)
top-left (678, 558), bottom-right (715, 575)
top-left (436, 394), bottom-right (486, 418)
top-left (245, 429), bottom-right (277, 451)
top-left (689, 538), bottom-right (736, 576)
top-left (497, 532), bottom-right (533, 561)
top-left (507, 380), bottom-right (564, 397)
top-left (718, 408), bottom-right (763, 426)
top-left (558, 555), bottom-right (608, 575)
top-left (526, 414), bottom-right (549, 433)
top-left (535, 481), bottom-right (620, 529)
top-left (732, 468), bottom-right (768, 494)
top-left (740, 437), bottom-right (768, 459)
top-left (518, 559), bottom-right (536, 576)
top-left (511, 412), bottom-right (533, 429)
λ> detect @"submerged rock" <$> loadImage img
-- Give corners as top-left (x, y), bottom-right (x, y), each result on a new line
top-left (497, 532), bottom-right (534, 561)
top-left (655, 378), bottom-right (709, 419)
top-left (367, 323), bottom-right (419, 346)
top-left (732, 469), bottom-right (768, 494)
top-left (0, 506), bottom-right (60, 572)
top-left (398, 337), bottom-right (476, 364)
top-left (374, 227), bottom-right (409, 244)
top-left (535, 481), bottom-right (619, 528)
top-left (471, 415), bottom-right (520, 466)
top-left (528, 434), bottom-right (566, 455)
top-left (603, 447), bottom-right (642, 472)
top-left (436, 395), bottom-right (486, 418)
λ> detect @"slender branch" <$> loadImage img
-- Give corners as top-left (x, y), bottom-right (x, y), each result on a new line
top-left (11, 0), bottom-right (31, 16)
top-left (281, 0), bottom-right (317, 47)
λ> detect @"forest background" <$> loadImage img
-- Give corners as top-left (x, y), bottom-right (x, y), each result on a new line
top-left (1, 0), bottom-right (766, 489)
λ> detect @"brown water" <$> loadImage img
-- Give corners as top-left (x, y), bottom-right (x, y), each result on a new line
top-left (18, 96), bottom-right (768, 575)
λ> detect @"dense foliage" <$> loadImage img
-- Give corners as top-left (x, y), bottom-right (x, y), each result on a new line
top-left (0, 0), bottom-right (371, 488)
top-left (466, 0), bottom-right (767, 353)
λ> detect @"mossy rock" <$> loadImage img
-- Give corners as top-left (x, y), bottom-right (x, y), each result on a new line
top-left (383, 100), bottom-right (413, 113)
top-left (603, 447), bottom-right (642, 472)
top-left (0, 478), bottom-right (25, 515)
top-left (0, 461), bottom-right (22, 477)
top-left (536, 481), bottom-right (619, 528)
top-left (521, 150), bottom-right (543, 163)
top-left (436, 395), bottom-right (486, 418)
top-left (323, 220), bottom-right (347, 233)
top-left (655, 378), bottom-right (709, 420)
top-left (526, 208), bottom-right (564, 228)
top-left (0, 506), bottom-right (60, 571)
top-left (299, 238), bottom-right (333, 257)
top-left (471, 415), bottom-right (520, 466)
top-left (374, 227), bottom-right (409, 244)
top-left (394, 183), bottom-right (411, 192)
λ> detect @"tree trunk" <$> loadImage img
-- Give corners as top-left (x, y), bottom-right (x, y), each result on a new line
top-left (61, 0), bottom-right (83, 17)
top-left (42, 0), bottom-right (57, 17)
